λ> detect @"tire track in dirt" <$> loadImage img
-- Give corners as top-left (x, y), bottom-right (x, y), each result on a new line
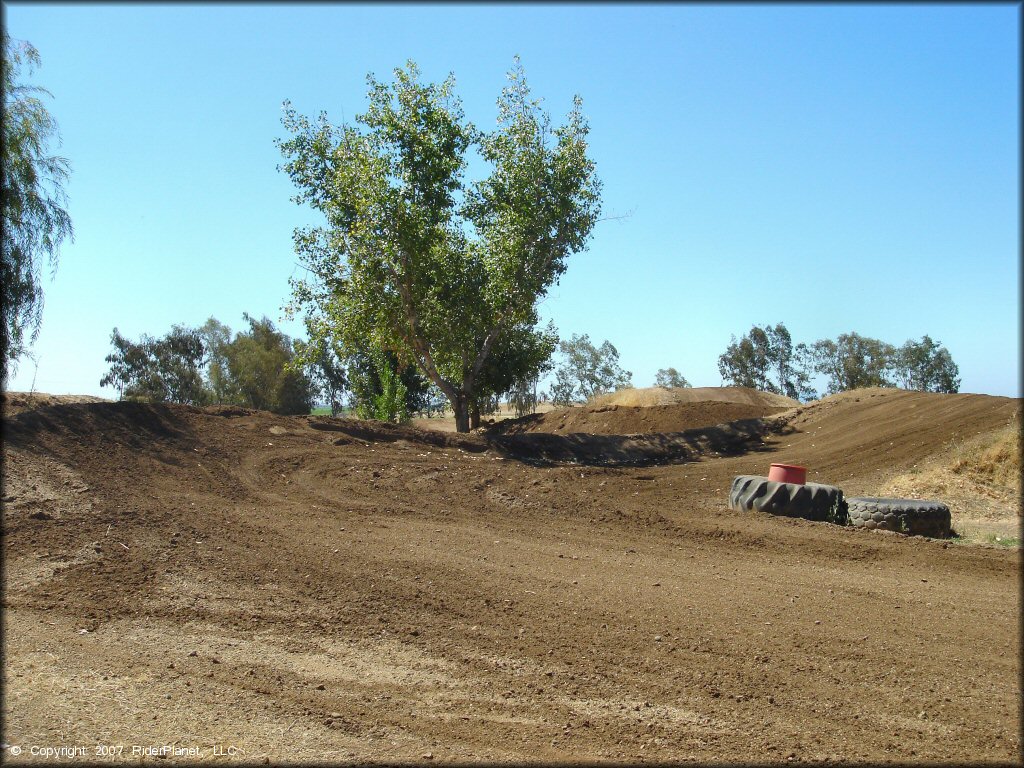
top-left (2, 390), bottom-right (1020, 763)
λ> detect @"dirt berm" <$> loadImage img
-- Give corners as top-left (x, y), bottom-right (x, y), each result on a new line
top-left (1, 387), bottom-right (1020, 764)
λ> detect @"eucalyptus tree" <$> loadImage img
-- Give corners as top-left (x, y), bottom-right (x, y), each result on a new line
top-left (895, 335), bottom-right (960, 393)
top-left (549, 334), bottom-right (632, 406)
top-left (654, 367), bottom-right (690, 389)
top-left (810, 332), bottom-right (897, 394)
top-left (718, 322), bottom-right (815, 400)
top-left (278, 59), bottom-right (601, 431)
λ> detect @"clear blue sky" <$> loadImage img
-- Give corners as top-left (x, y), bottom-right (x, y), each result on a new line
top-left (4, 2), bottom-right (1020, 398)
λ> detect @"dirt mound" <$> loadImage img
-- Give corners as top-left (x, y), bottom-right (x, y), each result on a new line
top-left (591, 385), bottom-right (799, 409)
top-left (878, 417), bottom-right (1020, 524)
top-left (769, 387), bottom-right (1020, 491)
top-left (497, 400), bottom-right (789, 436)
top-left (2, 391), bottom-right (110, 416)
top-left (2, 389), bottom-right (1020, 763)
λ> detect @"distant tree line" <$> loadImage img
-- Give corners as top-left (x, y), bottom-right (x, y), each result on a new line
top-left (717, 322), bottom-right (960, 401)
top-left (100, 315), bottom-right (316, 414)
top-left (100, 313), bottom-right (557, 424)
top-left (548, 333), bottom-right (633, 407)
top-left (100, 315), bottom-right (962, 416)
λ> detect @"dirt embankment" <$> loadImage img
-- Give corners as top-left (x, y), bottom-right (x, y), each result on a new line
top-left (2, 391), bottom-right (110, 416)
top-left (590, 385), bottom-right (799, 409)
top-left (1, 388), bottom-right (1020, 764)
top-left (496, 400), bottom-right (790, 436)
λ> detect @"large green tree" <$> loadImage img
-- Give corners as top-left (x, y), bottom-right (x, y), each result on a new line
top-left (895, 335), bottom-right (960, 393)
top-left (99, 326), bottom-right (207, 405)
top-left (278, 59), bottom-right (601, 431)
top-left (224, 314), bottom-right (314, 415)
top-left (2, 33), bottom-right (73, 384)
top-left (549, 334), bottom-right (632, 406)
top-left (810, 332), bottom-right (897, 394)
top-left (718, 322), bottom-right (815, 400)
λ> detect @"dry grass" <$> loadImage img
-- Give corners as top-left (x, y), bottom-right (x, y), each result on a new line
top-left (879, 412), bottom-right (1021, 543)
top-left (590, 386), bottom-right (799, 409)
top-left (950, 418), bottom-right (1020, 490)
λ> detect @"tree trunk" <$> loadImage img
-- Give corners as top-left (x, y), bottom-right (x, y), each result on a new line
top-left (470, 402), bottom-right (481, 430)
top-left (452, 392), bottom-right (470, 433)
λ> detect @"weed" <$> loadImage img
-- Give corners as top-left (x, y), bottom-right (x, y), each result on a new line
top-left (982, 533), bottom-right (1021, 548)
top-left (827, 499), bottom-right (849, 526)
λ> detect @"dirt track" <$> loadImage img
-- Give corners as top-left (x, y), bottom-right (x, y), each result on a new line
top-left (1, 389), bottom-right (1020, 764)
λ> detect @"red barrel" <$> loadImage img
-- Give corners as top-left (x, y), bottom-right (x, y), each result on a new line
top-left (768, 463), bottom-right (806, 485)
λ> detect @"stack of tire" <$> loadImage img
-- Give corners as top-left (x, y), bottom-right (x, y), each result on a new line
top-left (729, 474), bottom-right (951, 538)
top-left (729, 475), bottom-right (845, 524)
top-left (844, 497), bottom-right (951, 538)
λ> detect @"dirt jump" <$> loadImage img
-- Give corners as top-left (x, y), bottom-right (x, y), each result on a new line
top-left (2, 386), bottom-right (1019, 764)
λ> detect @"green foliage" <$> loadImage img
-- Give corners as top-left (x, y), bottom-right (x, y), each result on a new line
top-left (224, 314), bottom-right (314, 415)
top-left (717, 323), bottom-right (815, 400)
top-left (345, 346), bottom-right (427, 423)
top-left (294, 330), bottom-right (348, 415)
top-left (198, 316), bottom-right (235, 404)
top-left (2, 33), bottom-right (73, 384)
top-left (719, 324), bottom-right (961, 399)
top-left (810, 332), bottom-right (897, 395)
top-left (471, 317), bottom-right (557, 424)
top-left (550, 333), bottom-right (632, 406)
top-left (99, 326), bottom-right (207, 405)
top-left (102, 315), bottom-right (315, 414)
top-left (718, 328), bottom-right (772, 392)
top-left (354, 350), bottom-right (409, 423)
top-left (278, 58), bottom-right (601, 431)
top-left (654, 367), bottom-right (690, 389)
top-left (895, 335), bottom-right (960, 393)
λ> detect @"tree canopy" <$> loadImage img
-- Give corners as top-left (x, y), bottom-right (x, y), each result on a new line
top-left (278, 59), bottom-right (601, 431)
top-left (2, 32), bottom-right (73, 384)
top-left (549, 334), bottom-right (632, 406)
top-left (654, 367), bottom-right (691, 389)
top-left (895, 335), bottom-right (961, 394)
top-left (100, 316), bottom-right (316, 414)
top-left (718, 324), bottom-right (962, 400)
top-left (100, 326), bottom-right (207, 405)
top-left (717, 323), bottom-right (815, 400)
top-left (809, 332), bottom-right (897, 395)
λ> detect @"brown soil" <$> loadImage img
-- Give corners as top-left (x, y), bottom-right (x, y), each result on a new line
top-left (1, 388), bottom-right (1020, 764)
top-left (591, 385), bottom-right (800, 409)
top-left (494, 400), bottom-right (790, 436)
top-left (2, 391), bottom-right (110, 416)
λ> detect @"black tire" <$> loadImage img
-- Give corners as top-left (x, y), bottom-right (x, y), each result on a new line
top-left (729, 475), bottom-right (844, 523)
top-left (845, 497), bottom-right (951, 538)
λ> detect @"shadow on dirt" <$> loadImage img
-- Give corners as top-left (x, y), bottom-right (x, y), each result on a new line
top-left (3, 401), bottom-right (796, 470)
top-left (3, 401), bottom-right (199, 456)
top-left (490, 417), bottom-right (794, 467)
top-left (307, 417), bottom-right (490, 452)
top-left (309, 414), bottom-right (796, 467)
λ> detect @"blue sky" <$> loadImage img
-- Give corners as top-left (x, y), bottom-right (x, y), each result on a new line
top-left (4, 2), bottom-right (1020, 399)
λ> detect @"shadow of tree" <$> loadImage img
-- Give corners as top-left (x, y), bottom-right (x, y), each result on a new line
top-left (309, 413), bottom-right (797, 468)
top-left (4, 401), bottom-right (205, 471)
top-left (489, 417), bottom-right (797, 467)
